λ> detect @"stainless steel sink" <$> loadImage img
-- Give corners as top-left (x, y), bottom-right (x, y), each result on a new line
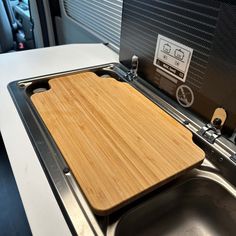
top-left (8, 64), bottom-right (236, 235)
top-left (107, 164), bottom-right (236, 236)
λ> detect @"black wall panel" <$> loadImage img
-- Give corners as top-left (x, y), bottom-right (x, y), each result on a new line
top-left (120, 0), bottom-right (236, 134)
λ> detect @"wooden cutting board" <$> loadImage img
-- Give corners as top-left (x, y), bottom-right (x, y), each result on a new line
top-left (31, 72), bottom-right (204, 215)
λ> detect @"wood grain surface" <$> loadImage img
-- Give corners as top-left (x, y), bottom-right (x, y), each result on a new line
top-left (31, 72), bottom-right (204, 214)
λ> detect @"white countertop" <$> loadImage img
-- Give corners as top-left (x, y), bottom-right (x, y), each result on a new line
top-left (0, 44), bottom-right (119, 236)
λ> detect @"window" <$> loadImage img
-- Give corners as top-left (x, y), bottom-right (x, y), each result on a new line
top-left (63, 0), bottom-right (123, 51)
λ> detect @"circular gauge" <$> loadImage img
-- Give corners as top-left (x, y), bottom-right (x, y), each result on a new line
top-left (176, 85), bottom-right (194, 108)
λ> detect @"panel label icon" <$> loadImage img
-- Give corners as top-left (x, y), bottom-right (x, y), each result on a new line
top-left (176, 85), bottom-right (194, 107)
top-left (153, 35), bottom-right (193, 82)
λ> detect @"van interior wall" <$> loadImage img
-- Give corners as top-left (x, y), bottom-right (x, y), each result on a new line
top-left (55, 16), bottom-right (103, 45)
top-left (53, 0), bottom-right (103, 45)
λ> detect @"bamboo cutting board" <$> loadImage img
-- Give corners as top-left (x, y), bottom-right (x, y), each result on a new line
top-left (31, 72), bottom-right (204, 215)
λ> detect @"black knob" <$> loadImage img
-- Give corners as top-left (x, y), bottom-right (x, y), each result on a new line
top-left (213, 118), bottom-right (222, 127)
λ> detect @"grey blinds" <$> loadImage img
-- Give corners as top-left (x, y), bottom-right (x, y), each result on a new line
top-left (63, 0), bottom-right (123, 51)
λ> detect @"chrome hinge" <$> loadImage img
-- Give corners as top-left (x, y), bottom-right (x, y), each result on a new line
top-left (229, 129), bottom-right (236, 145)
top-left (197, 108), bottom-right (227, 144)
top-left (197, 123), bottom-right (221, 144)
top-left (126, 55), bottom-right (139, 81)
top-left (230, 153), bottom-right (236, 164)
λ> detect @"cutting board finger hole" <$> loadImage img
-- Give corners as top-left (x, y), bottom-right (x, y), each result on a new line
top-left (26, 81), bottom-right (51, 96)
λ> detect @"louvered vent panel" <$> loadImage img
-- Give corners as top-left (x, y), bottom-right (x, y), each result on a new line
top-left (63, 0), bottom-right (123, 50)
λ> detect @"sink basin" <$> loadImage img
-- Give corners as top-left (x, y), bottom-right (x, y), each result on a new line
top-left (109, 170), bottom-right (236, 236)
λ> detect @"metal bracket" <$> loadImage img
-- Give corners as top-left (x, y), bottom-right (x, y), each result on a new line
top-left (230, 153), bottom-right (236, 164)
top-left (229, 129), bottom-right (236, 145)
top-left (197, 123), bottom-right (221, 144)
top-left (126, 55), bottom-right (139, 81)
top-left (197, 108), bottom-right (227, 144)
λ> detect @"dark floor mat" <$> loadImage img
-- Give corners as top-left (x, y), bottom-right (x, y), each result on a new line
top-left (0, 134), bottom-right (32, 236)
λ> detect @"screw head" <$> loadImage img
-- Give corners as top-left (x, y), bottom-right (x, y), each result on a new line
top-left (183, 120), bottom-right (190, 125)
top-left (63, 167), bottom-right (70, 174)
